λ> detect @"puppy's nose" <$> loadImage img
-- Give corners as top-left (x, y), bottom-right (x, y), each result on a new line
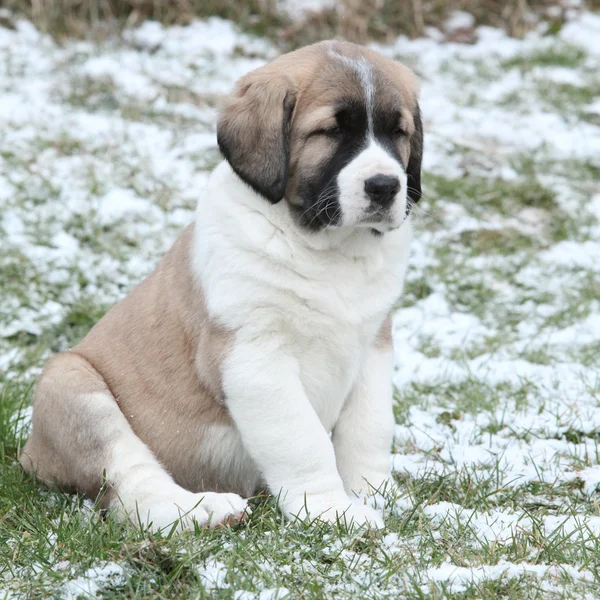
top-left (364, 175), bottom-right (400, 207)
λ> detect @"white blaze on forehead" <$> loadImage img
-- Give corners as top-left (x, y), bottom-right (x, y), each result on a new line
top-left (328, 47), bottom-right (375, 133)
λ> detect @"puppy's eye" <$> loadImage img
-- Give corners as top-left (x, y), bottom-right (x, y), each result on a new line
top-left (313, 125), bottom-right (342, 137)
top-left (392, 125), bottom-right (406, 137)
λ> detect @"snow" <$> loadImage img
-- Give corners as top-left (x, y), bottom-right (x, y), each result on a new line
top-left (197, 559), bottom-right (229, 590)
top-left (277, 0), bottom-right (334, 19)
top-left (393, 292), bottom-right (490, 355)
top-left (545, 514), bottom-right (600, 538)
top-left (445, 11), bottom-right (476, 32)
top-left (198, 559), bottom-right (290, 598)
top-left (234, 589), bottom-right (290, 600)
top-left (62, 563), bottom-right (125, 599)
top-left (421, 560), bottom-right (594, 593)
top-left (96, 189), bottom-right (158, 225)
top-left (590, 194), bottom-right (600, 218)
top-left (11, 405), bottom-right (33, 436)
top-left (539, 240), bottom-right (600, 270)
top-left (1, 5), bottom-right (600, 598)
top-left (559, 12), bottom-right (600, 53)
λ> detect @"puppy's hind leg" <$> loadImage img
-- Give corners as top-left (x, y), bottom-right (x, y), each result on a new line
top-left (20, 352), bottom-right (247, 532)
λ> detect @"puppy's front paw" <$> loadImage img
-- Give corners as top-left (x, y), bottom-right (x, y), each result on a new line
top-left (342, 503), bottom-right (385, 529)
top-left (285, 493), bottom-right (384, 529)
top-left (350, 476), bottom-right (400, 512)
top-left (119, 490), bottom-right (248, 533)
top-left (345, 472), bottom-right (398, 498)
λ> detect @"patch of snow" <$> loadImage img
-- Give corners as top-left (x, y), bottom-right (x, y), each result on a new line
top-left (538, 240), bottom-right (600, 270)
top-left (559, 12), bottom-right (600, 55)
top-left (421, 560), bottom-right (594, 593)
top-left (234, 589), bottom-right (290, 600)
top-left (531, 66), bottom-right (584, 85)
top-left (590, 194), bottom-right (600, 218)
top-left (62, 562), bottom-right (125, 599)
top-left (12, 405), bottom-right (33, 436)
top-left (0, 348), bottom-right (23, 375)
top-left (198, 560), bottom-right (290, 599)
top-left (445, 11), bottom-right (476, 32)
top-left (197, 559), bottom-right (228, 591)
top-left (545, 515), bottom-right (600, 539)
top-left (568, 465), bottom-right (600, 494)
top-left (123, 20), bottom-right (165, 51)
top-left (277, 0), bottom-right (334, 19)
top-left (96, 189), bottom-right (158, 225)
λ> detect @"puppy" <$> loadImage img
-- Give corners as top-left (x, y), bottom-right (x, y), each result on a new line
top-left (20, 40), bottom-right (423, 531)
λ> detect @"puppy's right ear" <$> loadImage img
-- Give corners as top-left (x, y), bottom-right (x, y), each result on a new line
top-left (406, 105), bottom-right (423, 205)
top-left (217, 71), bottom-right (297, 204)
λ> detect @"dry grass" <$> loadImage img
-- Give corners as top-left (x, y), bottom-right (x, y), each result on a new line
top-left (311, 0), bottom-right (590, 45)
top-left (1, 0), bottom-right (596, 44)
top-left (0, 0), bottom-right (286, 39)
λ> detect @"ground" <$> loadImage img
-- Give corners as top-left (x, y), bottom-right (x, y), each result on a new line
top-left (1, 8), bottom-right (600, 600)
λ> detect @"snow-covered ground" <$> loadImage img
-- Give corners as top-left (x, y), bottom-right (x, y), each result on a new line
top-left (1, 8), bottom-right (600, 599)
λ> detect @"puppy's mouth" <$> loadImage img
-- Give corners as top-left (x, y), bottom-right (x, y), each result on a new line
top-left (366, 208), bottom-right (411, 235)
top-left (363, 206), bottom-right (392, 222)
top-left (361, 206), bottom-right (404, 232)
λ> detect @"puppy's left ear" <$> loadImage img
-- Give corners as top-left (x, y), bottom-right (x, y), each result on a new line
top-left (406, 106), bottom-right (423, 204)
top-left (217, 71), bottom-right (297, 204)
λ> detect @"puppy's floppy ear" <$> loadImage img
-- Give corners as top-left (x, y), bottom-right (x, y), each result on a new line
top-left (217, 71), bottom-right (297, 204)
top-left (406, 105), bottom-right (423, 204)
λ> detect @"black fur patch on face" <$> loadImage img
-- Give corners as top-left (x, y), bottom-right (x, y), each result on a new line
top-left (373, 108), bottom-right (404, 165)
top-left (293, 98), bottom-right (368, 231)
top-left (373, 98), bottom-right (423, 216)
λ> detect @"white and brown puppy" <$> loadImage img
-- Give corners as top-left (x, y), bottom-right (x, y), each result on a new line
top-left (20, 40), bottom-right (423, 532)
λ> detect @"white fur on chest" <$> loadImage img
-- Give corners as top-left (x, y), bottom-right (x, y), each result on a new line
top-left (193, 163), bottom-right (411, 429)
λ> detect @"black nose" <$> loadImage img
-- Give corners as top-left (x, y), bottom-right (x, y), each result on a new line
top-left (364, 175), bottom-right (400, 207)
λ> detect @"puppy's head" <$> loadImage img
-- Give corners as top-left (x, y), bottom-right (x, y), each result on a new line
top-left (217, 41), bottom-right (423, 233)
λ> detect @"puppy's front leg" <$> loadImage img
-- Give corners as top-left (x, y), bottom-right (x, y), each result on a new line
top-left (222, 337), bottom-right (383, 528)
top-left (333, 346), bottom-right (396, 498)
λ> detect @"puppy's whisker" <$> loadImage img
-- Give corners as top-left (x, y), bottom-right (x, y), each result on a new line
top-left (299, 184), bottom-right (338, 224)
top-left (304, 188), bottom-right (340, 227)
top-left (409, 202), bottom-right (444, 227)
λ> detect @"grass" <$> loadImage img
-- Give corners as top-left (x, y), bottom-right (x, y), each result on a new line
top-left (499, 73), bottom-right (600, 123)
top-left (536, 80), bottom-right (600, 114)
top-left (426, 173), bottom-right (559, 217)
top-left (502, 43), bottom-right (588, 70)
top-left (3, 388), bottom-right (600, 600)
top-left (2, 7), bottom-right (600, 600)
top-left (396, 378), bottom-right (534, 418)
